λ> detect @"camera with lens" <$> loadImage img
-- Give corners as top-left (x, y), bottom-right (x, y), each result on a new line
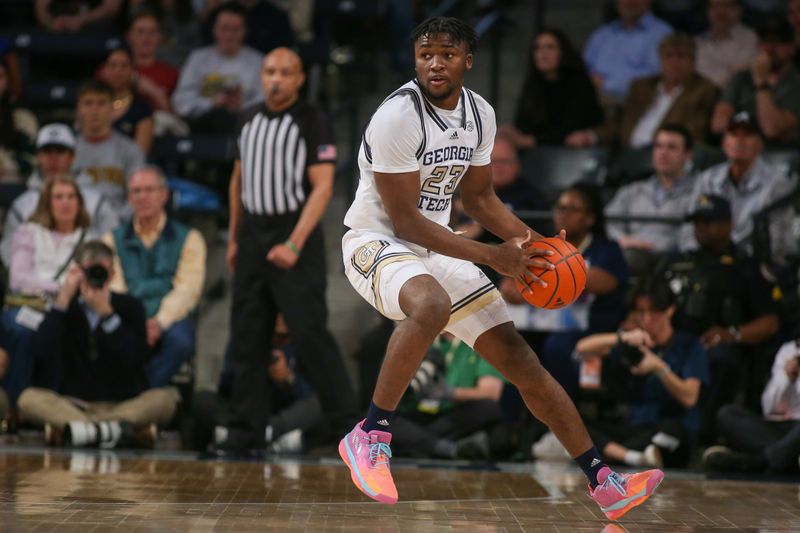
top-left (82, 264), bottom-right (109, 289)
top-left (618, 342), bottom-right (644, 368)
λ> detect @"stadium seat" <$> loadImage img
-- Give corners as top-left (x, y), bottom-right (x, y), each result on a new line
top-left (606, 147), bottom-right (653, 187)
top-left (151, 135), bottom-right (235, 162)
top-left (519, 146), bottom-right (608, 201)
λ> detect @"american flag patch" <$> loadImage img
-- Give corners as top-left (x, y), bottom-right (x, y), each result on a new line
top-left (317, 144), bottom-right (337, 161)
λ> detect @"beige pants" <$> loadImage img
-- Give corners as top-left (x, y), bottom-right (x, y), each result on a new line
top-left (18, 387), bottom-right (179, 427)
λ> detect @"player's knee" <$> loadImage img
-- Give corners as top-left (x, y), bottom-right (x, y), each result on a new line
top-left (406, 293), bottom-right (450, 331)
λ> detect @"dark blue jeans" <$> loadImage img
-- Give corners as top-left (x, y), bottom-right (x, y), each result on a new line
top-left (0, 307), bottom-right (38, 406)
top-left (147, 318), bottom-right (196, 387)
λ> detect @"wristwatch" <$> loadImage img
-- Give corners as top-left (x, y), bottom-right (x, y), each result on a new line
top-left (728, 326), bottom-right (742, 343)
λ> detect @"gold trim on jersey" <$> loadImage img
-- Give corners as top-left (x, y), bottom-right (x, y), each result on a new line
top-left (371, 254), bottom-right (421, 315)
top-left (447, 283), bottom-right (501, 325)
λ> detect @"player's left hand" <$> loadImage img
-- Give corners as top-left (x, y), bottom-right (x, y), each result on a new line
top-left (630, 347), bottom-right (666, 376)
top-left (492, 231), bottom-right (554, 291)
top-left (266, 243), bottom-right (299, 269)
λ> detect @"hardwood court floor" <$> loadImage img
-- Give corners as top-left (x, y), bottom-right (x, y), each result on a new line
top-left (0, 448), bottom-right (797, 532)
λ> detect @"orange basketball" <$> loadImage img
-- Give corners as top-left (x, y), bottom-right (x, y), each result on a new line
top-left (515, 237), bottom-right (587, 309)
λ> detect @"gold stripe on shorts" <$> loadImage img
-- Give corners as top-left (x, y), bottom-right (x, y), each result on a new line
top-left (371, 254), bottom-right (421, 315)
top-left (447, 283), bottom-right (501, 326)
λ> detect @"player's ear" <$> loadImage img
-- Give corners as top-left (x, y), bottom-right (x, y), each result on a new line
top-left (465, 53), bottom-right (473, 70)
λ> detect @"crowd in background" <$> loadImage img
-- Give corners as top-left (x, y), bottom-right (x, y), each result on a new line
top-left (0, 0), bottom-right (798, 476)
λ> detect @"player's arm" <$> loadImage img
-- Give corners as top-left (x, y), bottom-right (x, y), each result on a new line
top-left (374, 171), bottom-right (551, 286)
top-left (459, 163), bottom-right (545, 242)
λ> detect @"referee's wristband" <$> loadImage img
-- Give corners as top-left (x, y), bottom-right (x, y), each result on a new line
top-left (284, 239), bottom-right (300, 255)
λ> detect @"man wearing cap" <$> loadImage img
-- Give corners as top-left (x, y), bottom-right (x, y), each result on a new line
top-left (711, 14), bottom-right (800, 146)
top-left (0, 124), bottom-right (120, 267)
top-left (689, 111), bottom-right (796, 259)
top-left (659, 193), bottom-right (780, 443)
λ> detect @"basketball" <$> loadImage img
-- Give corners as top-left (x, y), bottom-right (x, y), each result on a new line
top-left (515, 237), bottom-right (587, 309)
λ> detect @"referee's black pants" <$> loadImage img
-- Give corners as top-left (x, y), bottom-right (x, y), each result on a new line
top-left (229, 212), bottom-right (358, 442)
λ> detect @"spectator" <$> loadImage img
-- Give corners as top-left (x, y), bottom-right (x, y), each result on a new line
top-left (583, 0), bottom-right (673, 103)
top-left (0, 60), bottom-right (37, 183)
top-left (695, 0), bottom-right (758, 88)
top-left (453, 136), bottom-right (549, 241)
top-left (605, 124), bottom-right (696, 272)
top-left (499, 28), bottom-right (603, 149)
top-left (711, 15), bottom-right (800, 146)
top-left (99, 48), bottom-right (155, 155)
top-left (200, 0), bottom-right (295, 55)
top-left (1, 124), bottom-right (120, 267)
top-left (104, 166), bottom-right (206, 387)
top-left (790, 0), bottom-right (800, 68)
top-left (18, 241), bottom-right (178, 448)
top-left (660, 194), bottom-right (780, 443)
top-left (703, 339), bottom-right (800, 474)
top-left (126, 0), bottom-right (199, 67)
top-left (1, 177), bottom-right (93, 406)
top-left (691, 111), bottom-right (796, 257)
top-left (172, 2), bottom-right (263, 134)
top-left (34, 0), bottom-right (124, 33)
top-left (72, 80), bottom-right (146, 214)
top-left (222, 47), bottom-right (357, 453)
top-left (391, 333), bottom-right (505, 460)
top-left (568, 33), bottom-right (719, 149)
top-left (192, 314), bottom-right (322, 454)
top-left (572, 279), bottom-right (709, 468)
top-left (500, 183), bottom-right (628, 399)
top-left (126, 10), bottom-right (180, 112)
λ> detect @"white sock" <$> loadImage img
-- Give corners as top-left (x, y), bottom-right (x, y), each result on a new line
top-left (98, 421), bottom-right (122, 448)
top-left (624, 450), bottom-right (644, 466)
top-left (68, 421), bottom-right (97, 446)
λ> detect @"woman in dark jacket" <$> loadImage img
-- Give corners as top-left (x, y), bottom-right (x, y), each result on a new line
top-left (501, 28), bottom-right (604, 148)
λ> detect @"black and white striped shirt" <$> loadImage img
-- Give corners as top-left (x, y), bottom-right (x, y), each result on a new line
top-left (235, 100), bottom-right (337, 216)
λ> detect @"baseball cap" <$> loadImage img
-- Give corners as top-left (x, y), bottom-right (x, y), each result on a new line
top-left (756, 14), bottom-right (795, 43)
top-left (36, 123), bottom-right (76, 151)
top-left (726, 111), bottom-right (761, 137)
top-left (687, 194), bottom-right (732, 222)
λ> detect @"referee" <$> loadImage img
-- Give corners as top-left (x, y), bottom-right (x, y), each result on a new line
top-left (225, 47), bottom-right (357, 450)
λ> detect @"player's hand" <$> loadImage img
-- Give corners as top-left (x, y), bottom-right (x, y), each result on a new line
top-left (491, 231), bottom-right (554, 292)
top-left (266, 243), bottom-right (299, 270)
top-left (226, 241), bottom-right (238, 274)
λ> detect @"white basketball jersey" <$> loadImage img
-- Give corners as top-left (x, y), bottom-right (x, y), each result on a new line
top-left (344, 80), bottom-right (496, 239)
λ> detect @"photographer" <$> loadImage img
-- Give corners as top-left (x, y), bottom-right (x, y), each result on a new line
top-left (703, 339), bottom-right (800, 474)
top-left (17, 241), bottom-right (177, 448)
top-left (390, 333), bottom-right (505, 459)
top-left (574, 280), bottom-right (709, 468)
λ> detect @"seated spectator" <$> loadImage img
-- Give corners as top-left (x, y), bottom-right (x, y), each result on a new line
top-left (390, 333), bottom-right (505, 460)
top-left (605, 124), bottom-right (696, 273)
top-left (571, 279), bottom-right (709, 468)
top-left (660, 194), bottom-right (780, 443)
top-left (453, 136), bottom-right (548, 241)
top-left (583, 0), bottom-right (673, 103)
top-left (99, 47), bottom-right (155, 155)
top-left (500, 183), bottom-right (628, 399)
top-left (192, 314), bottom-right (322, 454)
top-left (0, 60), bottom-right (37, 183)
top-left (126, 10), bottom-right (180, 112)
top-left (568, 33), bottom-right (719, 149)
top-left (18, 241), bottom-right (178, 448)
top-left (200, 0), bottom-right (295, 55)
top-left (1, 123), bottom-right (120, 267)
top-left (34, 0), bottom-right (124, 33)
top-left (711, 15), bottom-right (800, 146)
top-left (703, 339), bottom-right (800, 474)
top-left (695, 0), bottom-right (758, 89)
top-left (1, 177), bottom-right (94, 406)
top-left (499, 28), bottom-right (603, 149)
top-left (103, 166), bottom-right (205, 388)
top-left (72, 80), bottom-right (146, 214)
top-left (172, 2), bottom-right (263, 134)
top-left (691, 112), bottom-right (796, 258)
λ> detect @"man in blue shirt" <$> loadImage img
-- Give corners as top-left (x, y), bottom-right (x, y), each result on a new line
top-left (584, 0), bottom-right (673, 102)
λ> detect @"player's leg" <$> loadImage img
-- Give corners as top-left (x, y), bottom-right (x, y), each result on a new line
top-left (473, 323), bottom-right (664, 520)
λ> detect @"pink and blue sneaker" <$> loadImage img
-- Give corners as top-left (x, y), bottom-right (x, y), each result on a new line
top-left (589, 466), bottom-right (664, 520)
top-left (339, 420), bottom-right (398, 505)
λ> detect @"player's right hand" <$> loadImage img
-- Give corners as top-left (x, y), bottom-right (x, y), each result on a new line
top-left (491, 231), bottom-right (554, 292)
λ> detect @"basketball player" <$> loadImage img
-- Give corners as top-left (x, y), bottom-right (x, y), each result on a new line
top-left (340, 18), bottom-right (663, 519)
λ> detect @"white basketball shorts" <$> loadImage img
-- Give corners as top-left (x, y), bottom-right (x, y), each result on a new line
top-left (342, 229), bottom-right (512, 347)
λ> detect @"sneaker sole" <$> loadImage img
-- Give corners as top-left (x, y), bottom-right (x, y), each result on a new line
top-left (603, 474), bottom-right (664, 520)
top-left (338, 437), bottom-right (398, 505)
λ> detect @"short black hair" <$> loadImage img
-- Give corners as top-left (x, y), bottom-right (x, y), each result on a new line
top-left (629, 277), bottom-right (675, 311)
top-left (75, 240), bottom-right (115, 264)
top-left (77, 79), bottom-right (114, 100)
top-left (213, 1), bottom-right (248, 22)
top-left (655, 123), bottom-right (694, 151)
top-left (410, 17), bottom-right (478, 53)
